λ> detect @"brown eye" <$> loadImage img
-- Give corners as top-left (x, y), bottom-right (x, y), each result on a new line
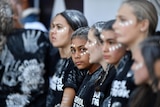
top-left (80, 48), bottom-right (87, 53)
top-left (71, 48), bottom-right (76, 54)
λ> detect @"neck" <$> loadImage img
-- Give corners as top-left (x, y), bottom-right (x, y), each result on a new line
top-left (88, 63), bottom-right (101, 74)
top-left (59, 45), bottom-right (71, 58)
top-left (130, 33), bottom-right (148, 53)
top-left (99, 59), bottom-right (108, 71)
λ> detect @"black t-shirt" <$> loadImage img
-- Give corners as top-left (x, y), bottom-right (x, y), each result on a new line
top-left (64, 66), bottom-right (88, 92)
top-left (105, 51), bottom-right (136, 107)
top-left (73, 65), bottom-right (116, 107)
top-left (0, 29), bottom-right (56, 107)
top-left (46, 57), bottom-right (75, 107)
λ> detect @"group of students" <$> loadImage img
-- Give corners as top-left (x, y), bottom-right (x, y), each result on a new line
top-left (0, 0), bottom-right (159, 107)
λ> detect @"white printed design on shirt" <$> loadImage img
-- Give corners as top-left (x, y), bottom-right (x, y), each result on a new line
top-left (91, 91), bottom-right (100, 106)
top-left (2, 59), bottom-right (45, 94)
top-left (6, 93), bottom-right (30, 107)
top-left (49, 72), bottom-right (64, 91)
top-left (110, 80), bottom-right (130, 98)
top-left (18, 59), bottom-right (45, 93)
top-left (73, 96), bottom-right (84, 107)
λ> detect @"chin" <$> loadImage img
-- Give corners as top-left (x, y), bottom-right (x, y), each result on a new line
top-left (77, 66), bottom-right (85, 70)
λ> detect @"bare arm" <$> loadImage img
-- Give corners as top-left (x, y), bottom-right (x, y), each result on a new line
top-left (60, 87), bottom-right (76, 107)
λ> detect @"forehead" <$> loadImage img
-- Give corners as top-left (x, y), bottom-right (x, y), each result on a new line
top-left (117, 3), bottom-right (135, 18)
top-left (53, 15), bottom-right (69, 25)
top-left (101, 30), bottom-right (116, 40)
top-left (71, 38), bottom-right (87, 46)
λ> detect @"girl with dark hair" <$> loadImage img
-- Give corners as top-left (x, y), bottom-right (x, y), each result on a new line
top-left (61, 27), bottom-right (101, 107)
top-left (100, 20), bottom-right (135, 107)
top-left (129, 35), bottom-right (160, 107)
top-left (46, 9), bottom-right (88, 107)
top-left (73, 21), bottom-right (116, 107)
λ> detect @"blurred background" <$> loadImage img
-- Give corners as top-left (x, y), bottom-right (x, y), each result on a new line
top-left (36, 0), bottom-right (160, 31)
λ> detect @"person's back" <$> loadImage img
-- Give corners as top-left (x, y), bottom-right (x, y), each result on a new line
top-left (0, 28), bottom-right (52, 107)
top-left (0, 1), bottom-right (59, 106)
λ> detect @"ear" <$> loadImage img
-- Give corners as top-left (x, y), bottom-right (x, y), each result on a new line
top-left (140, 19), bottom-right (149, 32)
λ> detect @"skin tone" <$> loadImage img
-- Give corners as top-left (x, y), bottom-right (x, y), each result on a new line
top-left (61, 37), bottom-right (100, 107)
top-left (70, 38), bottom-right (91, 69)
top-left (9, 0), bottom-right (23, 28)
top-left (49, 14), bottom-right (73, 58)
top-left (131, 48), bottom-right (151, 85)
top-left (16, 0), bottom-right (29, 11)
top-left (85, 29), bottom-right (106, 70)
top-left (113, 3), bottom-right (149, 51)
top-left (154, 60), bottom-right (160, 89)
top-left (154, 60), bottom-right (160, 80)
top-left (100, 30), bottom-right (126, 67)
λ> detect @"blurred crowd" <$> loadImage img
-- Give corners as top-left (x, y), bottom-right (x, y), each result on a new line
top-left (0, 0), bottom-right (159, 107)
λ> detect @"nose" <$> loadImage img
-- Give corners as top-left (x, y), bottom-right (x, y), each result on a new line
top-left (50, 27), bottom-right (57, 34)
top-left (112, 20), bottom-right (117, 31)
top-left (102, 43), bottom-right (109, 53)
top-left (74, 51), bottom-right (81, 59)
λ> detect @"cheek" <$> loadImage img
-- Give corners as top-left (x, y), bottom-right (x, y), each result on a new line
top-left (91, 47), bottom-right (102, 57)
top-left (116, 25), bottom-right (135, 43)
top-left (79, 55), bottom-right (91, 69)
top-left (109, 50), bottom-right (124, 64)
top-left (87, 46), bottom-right (96, 54)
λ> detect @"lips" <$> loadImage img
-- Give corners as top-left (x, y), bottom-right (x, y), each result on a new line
top-left (75, 61), bottom-right (83, 66)
top-left (103, 55), bottom-right (110, 59)
top-left (50, 36), bottom-right (56, 42)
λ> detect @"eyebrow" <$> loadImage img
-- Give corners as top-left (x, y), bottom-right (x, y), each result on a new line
top-left (70, 45), bottom-right (85, 48)
top-left (51, 22), bottom-right (63, 26)
top-left (104, 38), bottom-right (115, 41)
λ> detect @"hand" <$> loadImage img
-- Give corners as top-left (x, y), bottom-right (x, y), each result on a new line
top-left (22, 30), bottom-right (44, 53)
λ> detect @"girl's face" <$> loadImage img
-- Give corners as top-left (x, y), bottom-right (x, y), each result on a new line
top-left (85, 30), bottom-right (103, 64)
top-left (49, 15), bottom-right (73, 48)
top-left (113, 4), bottom-right (143, 47)
top-left (131, 48), bottom-right (150, 85)
top-left (71, 38), bottom-right (91, 69)
top-left (100, 30), bottom-right (126, 65)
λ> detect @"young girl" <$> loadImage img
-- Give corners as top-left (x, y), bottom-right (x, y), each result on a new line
top-left (61, 27), bottom-right (101, 107)
top-left (113, 0), bottom-right (158, 54)
top-left (46, 10), bottom-right (88, 107)
top-left (100, 20), bottom-right (136, 107)
top-left (110, 0), bottom-right (158, 106)
top-left (73, 21), bottom-right (116, 107)
top-left (129, 35), bottom-right (160, 107)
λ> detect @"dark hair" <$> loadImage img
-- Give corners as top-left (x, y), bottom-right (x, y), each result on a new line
top-left (28, 0), bottom-right (34, 7)
top-left (155, 31), bottom-right (160, 35)
top-left (139, 35), bottom-right (160, 90)
top-left (102, 19), bottom-right (115, 31)
top-left (91, 20), bottom-right (116, 91)
top-left (129, 35), bottom-right (160, 107)
top-left (58, 9), bottom-right (88, 31)
top-left (90, 21), bottom-right (107, 44)
top-left (71, 27), bottom-right (90, 41)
